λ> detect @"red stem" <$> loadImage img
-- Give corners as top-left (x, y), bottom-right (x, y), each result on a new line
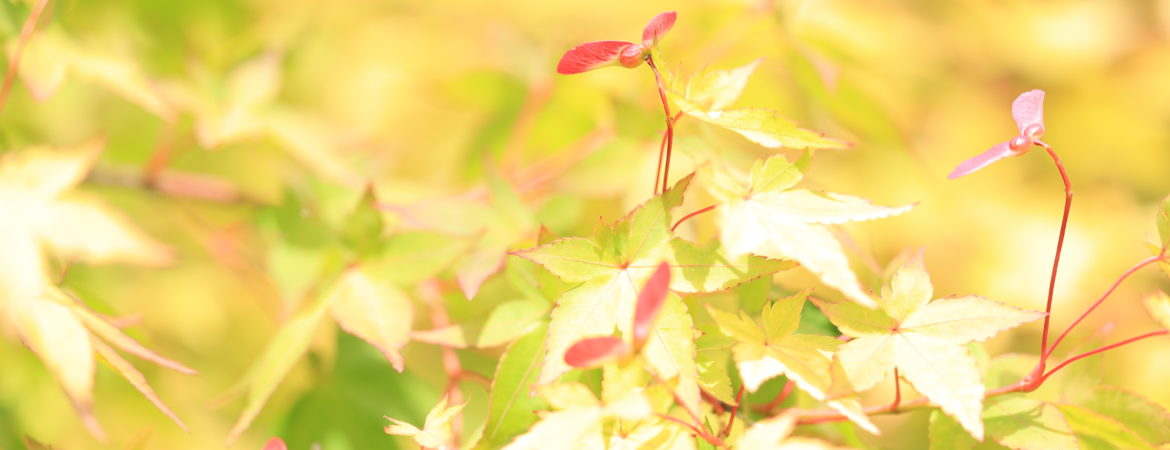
top-left (1037, 143), bottom-right (1073, 369)
top-left (671, 204), bottom-right (718, 232)
top-left (1044, 255), bottom-right (1166, 360)
top-left (720, 385), bottom-right (745, 437)
top-left (0, 0), bottom-right (51, 116)
top-left (653, 132), bottom-right (667, 195)
top-left (700, 389), bottom-right (725, 415)
top-left (656, 413), bottom-right (724, 447)
top-left (645, 56), bottom-right (675, 194)
top-left (1041, 330), bottom-right (1168, 382)
top-left (891, 368), bottom-right (901, 412)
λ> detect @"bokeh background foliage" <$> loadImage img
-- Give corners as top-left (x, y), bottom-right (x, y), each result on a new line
top-left (2, 0), bottom-right (1170, 448)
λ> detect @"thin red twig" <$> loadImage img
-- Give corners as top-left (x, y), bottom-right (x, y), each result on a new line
top-left (891, 368), bottom-right (901, 412)
top-left (671, 204), bottom-right (718, 232)
top-left (720, 385), bottom-right (745, 437)
top-left (0, 0), bottom-right (51, 116)
top-left (1037, 143), bottom-right (1073, 367)
top-left (656, 413), bottom-right (724, 447)
top-left (1041, 330), bottom-right (1168, 382)
top-left (754, 380), bottom-right (795, 414)
top-left (1044, 255), bottom-right (1167, 360)
top-left (645, 56), bottom-right (676, 194)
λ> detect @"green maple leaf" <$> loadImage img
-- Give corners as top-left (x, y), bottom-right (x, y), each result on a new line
top-left (712, 153), bottom-right (913, 307)
top-left (707, 291), bottom-right (877, 434)
top-left (816, 251), bottom-right (1045, 440)
top-left (928, 395), bottom-right (1077, 450)
top-left (510, 174), bottom-right (791, 412)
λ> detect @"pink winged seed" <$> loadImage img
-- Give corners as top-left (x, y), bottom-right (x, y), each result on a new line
top-left (641, 11), bottom-right (677, 47)
top-left (632, 262), bottom-right (672, 345)
top-left (564, 336), bottom-right (629, 368)
top-left (1011, 89), bottom-right (1045, 134)
top-left (556, 40), bottom-right (636, 74)
top-left (947, 142), bottom-right (1014, 179)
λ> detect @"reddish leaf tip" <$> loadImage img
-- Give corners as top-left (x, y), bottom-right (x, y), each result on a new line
top-left (632, 262), bottom-right (672, 345)
top-left (642, 11), bottom-right (678, 47)
top-left (564, 336), bottom-right (629, 368)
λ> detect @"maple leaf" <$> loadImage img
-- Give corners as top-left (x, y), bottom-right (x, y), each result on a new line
top-left (667, 63), bottom-right (850, 150)
top-left (707, 291), bottom-right (877, 434)
top-left (385, 395), bottom-right (467, 449)
top-left (711, 153), bottom-right (913, 307)
top-left (737, 412), bottom-right (843, 449)
top-left (503, 382), bottom-right (656, 450)
top-left (0, 141), bottom-right (188, 438)
top-left (18, 26), bottom-right (175, 119)
top-left (1145, 290), bottom-right (1170, 333)
top-left (228, 266), bottom-right (414, 443)
top-left (815, 250), bottom-right (1045, 440)
top-left (510, 174), bottom-right (790, 406)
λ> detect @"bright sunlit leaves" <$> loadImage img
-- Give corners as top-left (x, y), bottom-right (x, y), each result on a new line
top-left (817, 251), bottom-right (1045, 440)
top-left (385, 395), bottom-right (467, 449)
top-left (707, 291), bottom-right (877, 433)
top-left (711, 153), bottom-right (913, 308)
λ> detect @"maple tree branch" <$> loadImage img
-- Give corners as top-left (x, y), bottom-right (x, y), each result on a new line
top-left (720, 385), bottom-right (746, 437)
top-left (1037, 143), bottom-right (1073, 367)
top-left (1041, 330), bottom-right (1168, 383)
top-left (672, 204), bottom-right (719, 232)
top-left (1043, 254), bottom-right (1167, 360)
top-left (645, 56), bottom-right (676, 195)
top-left (650, 371), bottom-right (725, 447)
top-left (85, 166), bottom-right (259, 204)
top-left (0, 0), bottom-right (51, 116)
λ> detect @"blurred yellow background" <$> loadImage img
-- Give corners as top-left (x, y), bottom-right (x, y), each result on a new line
top-left (2, 0), bottom-right (1170, 448)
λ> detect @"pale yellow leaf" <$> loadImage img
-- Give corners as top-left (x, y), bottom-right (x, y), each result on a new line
top-left (900, 296), bottom-right (1045, 345)
top-left (737, 413), bottom-right (796, 449)
top-left (686, 58), bottom-right (761, 111)
top-left (43, 287), bottom-right (195, 374)
top-left (71, 53), bottom-right (176, 120)
top-left (539, 382), bottom-right (599, 410)
top-left (385, 396), bottom-right (466, 449)
top-left (328, 268), bottom-right (413, 371)
top-left (541, 273), bottom-right (633, 384)
top-left (895, 332), bottom-right (985, 440)
top-left (642, 293), bottom-right (700, 415)
top-left (1145, 290), bottom-right (1170, 332)
top-left (755, 190), bottom-right (914, 225)
top-left (0, 221), bottom-right (46, 312)
top-left (36, 195), bottom-right (173, 266)
top-left (504, 407), bottom-right (604, 450)
top-left (836, 335), bottom-right (895, 392)
top-left (886, 249), bottom-right (932, 321)
top-left (11, 298), bottom-right (101, 438)
top-left (13, 26), bottom-right (70, 100)
top-left (0, 140), bottom-right (103, 199)
top-left (91, 339), bottom-right (188, 431)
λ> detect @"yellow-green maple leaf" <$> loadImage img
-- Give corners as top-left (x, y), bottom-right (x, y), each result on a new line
top-left (0, 141), bottom-right (189, 439)
top-left (711, 154), bottom-right (913, 307)
top-left (815, 251), bottom-right (1045, 441)
top-left (707, 291), bottom-right (877, 434)
top-left (511, 175), bottom-right (791, 416)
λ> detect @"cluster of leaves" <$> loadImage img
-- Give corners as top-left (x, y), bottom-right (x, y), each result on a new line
top-left (4, 3), bottom-right (1170, 450)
